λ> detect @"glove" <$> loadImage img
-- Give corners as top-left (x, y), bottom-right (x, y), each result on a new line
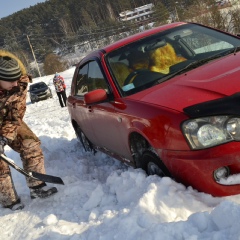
top-left (0, 136), bottom-right (8, 155)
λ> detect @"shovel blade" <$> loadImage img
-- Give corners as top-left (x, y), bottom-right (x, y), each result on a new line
top-left (31, 171), bottom-right (64, 185)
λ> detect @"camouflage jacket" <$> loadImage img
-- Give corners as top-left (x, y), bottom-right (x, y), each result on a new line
top-left (0, 75), bottom-right (30, 142)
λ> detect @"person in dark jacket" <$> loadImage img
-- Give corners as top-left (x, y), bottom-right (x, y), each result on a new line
top-left (0, 50), bottom-right (58, 211)
top-left (53, 73), bottom-right (67, 107)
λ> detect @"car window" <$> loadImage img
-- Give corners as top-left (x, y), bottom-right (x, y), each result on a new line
top-left (88, 61), bottom-right (109, 92)
top-left (75, 61), bottom-right (109, 96)
top-left (106, 23), bottom-right (240, 96)
top-left (30, 82), bottom-right (46, 91)
top-left (179, 29), bottom-right (234, 54)
top-left (75, 64), bottom-right (88, 95)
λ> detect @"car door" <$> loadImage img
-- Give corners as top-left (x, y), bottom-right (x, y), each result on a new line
top-left (70, 62), bottom-right (98, 143)
top-left (85, 60), bottom-right (131, 158)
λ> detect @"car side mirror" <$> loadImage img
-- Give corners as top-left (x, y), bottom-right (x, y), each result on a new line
top-left (84, 89), bottom-right (108, 105)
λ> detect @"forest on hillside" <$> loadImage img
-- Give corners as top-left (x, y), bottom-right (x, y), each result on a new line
top-left (0, 0), bottom-right (240, 76)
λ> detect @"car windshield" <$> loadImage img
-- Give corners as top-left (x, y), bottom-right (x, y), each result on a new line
top-left (106, 23), bottom-right (240, 96)
top-left (30, 83), bottom-right (46, 91)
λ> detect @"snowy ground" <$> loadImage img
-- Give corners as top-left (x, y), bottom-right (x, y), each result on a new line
top-left (1, 67), bottom-right (240, 240)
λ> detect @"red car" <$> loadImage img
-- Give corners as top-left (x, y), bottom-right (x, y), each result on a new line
top-left (67, 22), bottom-right (240, 196)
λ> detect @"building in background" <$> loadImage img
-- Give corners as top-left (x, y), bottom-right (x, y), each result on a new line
top-left (118, 3), bottom-right (154, 23)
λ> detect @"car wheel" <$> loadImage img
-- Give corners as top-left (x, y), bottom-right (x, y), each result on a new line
top-left (141, 150), bottom-right (171, 178)
top-left (75, 126), bottom-right (92, 152)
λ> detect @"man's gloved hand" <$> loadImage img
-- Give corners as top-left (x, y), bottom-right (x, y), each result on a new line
top-left (0, 136), bottom-right (8, 155)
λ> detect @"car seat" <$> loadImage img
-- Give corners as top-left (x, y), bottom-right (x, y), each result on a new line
top-left (110, 62), bottom-right (131, 87)
top-left (127, 50), bottom-right (149, 71)
top-left (149, 43), bottom-right (186, 74)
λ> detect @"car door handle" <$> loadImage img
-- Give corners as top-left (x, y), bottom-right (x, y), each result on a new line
top-left (87, 106), bottom-right (92, 112)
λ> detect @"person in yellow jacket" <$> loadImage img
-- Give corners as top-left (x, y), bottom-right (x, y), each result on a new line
top-left (0, 50), bottom-right (57, 211)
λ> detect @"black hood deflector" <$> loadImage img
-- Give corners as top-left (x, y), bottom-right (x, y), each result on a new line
top-left (183, 92), bottom-right (240, 118)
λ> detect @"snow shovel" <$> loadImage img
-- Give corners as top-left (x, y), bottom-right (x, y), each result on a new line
top-left (0, 154), bottom-right (64, 185)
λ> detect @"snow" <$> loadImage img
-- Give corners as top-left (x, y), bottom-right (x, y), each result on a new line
top-left (1, 67), bottom-right (240, 240)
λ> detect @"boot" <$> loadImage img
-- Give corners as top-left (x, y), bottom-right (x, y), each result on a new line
top-left (30, 183), bottom-right (58, 199)
top-left (5, 198), bottom-right (24, 211)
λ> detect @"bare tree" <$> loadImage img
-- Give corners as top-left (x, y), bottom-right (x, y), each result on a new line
top-left (43, 53), bottom-right (67, 75)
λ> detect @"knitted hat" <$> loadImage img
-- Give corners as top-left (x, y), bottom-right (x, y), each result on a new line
top-left (0, 50), bottom-right (26, 81)
top-left (0, 56), bottom-right (22, 81)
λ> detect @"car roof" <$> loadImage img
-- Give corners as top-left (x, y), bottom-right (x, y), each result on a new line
top-left (31, 81), bottom-right (46, 86)
top-left (104, 22), bottom-right (187, 52)
top-left (30, 82), bottom-right (47, 89)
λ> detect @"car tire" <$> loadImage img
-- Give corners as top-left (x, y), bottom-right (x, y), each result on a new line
top-left (75, 125), bottom-right (92, 152)
top-left (141, 150), bottom-right (171, 178)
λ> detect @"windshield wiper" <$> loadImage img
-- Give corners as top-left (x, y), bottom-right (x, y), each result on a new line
top-left (156, 61), bottom-right (205, 84)
top-left (233, 46), bottom-right (240, 55)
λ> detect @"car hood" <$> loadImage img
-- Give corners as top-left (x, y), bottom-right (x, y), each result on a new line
top-left (132, 53), bottom-right (240, 113)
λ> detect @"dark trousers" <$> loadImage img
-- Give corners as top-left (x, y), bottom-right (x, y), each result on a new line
top-left (56, 90), bottom-right (67, 107)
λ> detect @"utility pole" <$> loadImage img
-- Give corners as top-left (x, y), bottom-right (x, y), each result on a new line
top-left (175, 1), bottom-right (179, 21)
top-left (175, 6), bottom-right (179, 21)
top-left (26, 35), bottom-right (41, 77)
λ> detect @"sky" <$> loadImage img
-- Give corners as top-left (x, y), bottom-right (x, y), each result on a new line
top-left (0, 0), bottom-right (47, 19)
top-left (0, 67), bottom-right (240, 239)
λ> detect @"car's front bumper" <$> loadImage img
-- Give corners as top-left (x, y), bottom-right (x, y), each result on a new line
top-left (36, 94), bottom-right (51, 100)
top-left (161, 142), bottom-right (240, 196)
top-left (31, 91), bottom-right (51, 101)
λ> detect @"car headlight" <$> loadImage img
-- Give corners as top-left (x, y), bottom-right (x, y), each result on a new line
top-left (182, 116), bottom-right (240, 149)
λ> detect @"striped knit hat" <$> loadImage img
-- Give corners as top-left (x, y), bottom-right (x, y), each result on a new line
top-left (0, 56), bottom-right (22, 81)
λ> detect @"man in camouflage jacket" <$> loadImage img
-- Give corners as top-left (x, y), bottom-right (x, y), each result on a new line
top-left (0, 50), bottom-right (57, 211)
